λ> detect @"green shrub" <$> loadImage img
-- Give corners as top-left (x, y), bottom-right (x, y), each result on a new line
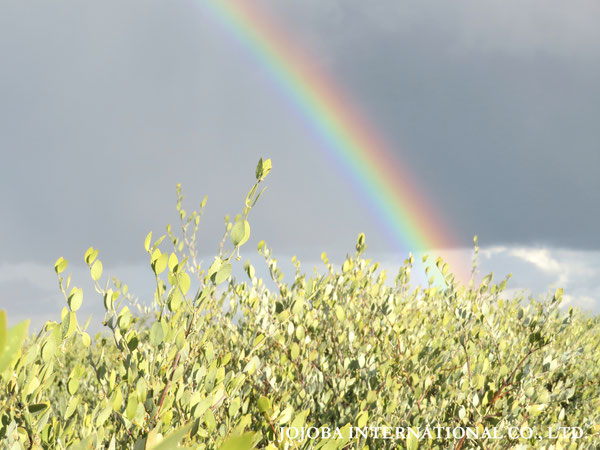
top-left (1, 159), bottom-right (598, 449)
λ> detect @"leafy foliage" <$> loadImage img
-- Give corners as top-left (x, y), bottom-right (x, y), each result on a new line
top-left (1, 159), bottom-right (598, 449)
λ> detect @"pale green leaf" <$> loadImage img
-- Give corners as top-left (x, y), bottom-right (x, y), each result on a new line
top-left (54, 257), bottom-right (68, 274)
top-left (90, 260), bottom-right (103, 282)
top-left (148, 423), bottom-right (193, 450)
top-left (154, 253), bottom-right (168, 275)
top-left (0, 310), bottom-right (7, 354)
top-left (406, 428), bottom-right (419, 450)
top-left (0, 318), bottom-right (29, 373)
top-left (150, 321), bottom-right (164, 346)
top-left (67, 435), bottom-right (95, 450)
top-left (213, 263), bottom-right (232, 285)
top-left (68, 287), bottom-right (83, 312)
top-left (219, 432), bottom-right (256, 450)
top-left (231, 219), bottom-right (250, 247)
top-left (144, 231), bottom-right (153, 252)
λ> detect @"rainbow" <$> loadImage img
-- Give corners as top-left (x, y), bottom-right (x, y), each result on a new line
top-left (201, 0), bottom-right (467, 281)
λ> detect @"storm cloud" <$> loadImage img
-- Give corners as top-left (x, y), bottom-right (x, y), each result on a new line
top-left (1, 0), bottom-right (598, 324)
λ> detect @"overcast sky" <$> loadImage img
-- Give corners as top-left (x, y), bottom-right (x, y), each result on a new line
top-left (1, 0), bottom-right (599, 327)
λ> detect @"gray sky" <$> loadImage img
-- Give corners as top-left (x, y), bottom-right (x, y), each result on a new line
top-left (1, 0), bottom-right (599, 326)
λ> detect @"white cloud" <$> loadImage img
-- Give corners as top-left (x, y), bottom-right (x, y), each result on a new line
top-left (563, 294), bottom-right (596, 310)
top-left (481, 246), bottom-right (508, 259)
top-left (373, 245), bottom-right (599, 313)
top-left (508, 247), bottom-right (567, 286)
top-left (478, 246), bottom-right (600, 313)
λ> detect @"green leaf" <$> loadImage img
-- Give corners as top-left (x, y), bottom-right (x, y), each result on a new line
top-left (175, 329), bottom-right (186, 350)
top-left (231, 219), bottom-right (250, 247)
top-left (406, 428), bottom-right (419, 450)
top-left (149, 423), bottom-right (193, 450)
top-left (357, 354), bottom-right (365, 368)
top-left (144, 231), bottom-right (153, 252)
top-left (0, 318), bottom-right (29, 373)
top-left (0, 310), bottom-right (7, 354)
top-left (62, 311), bottom-right (78, 339)
top-left (118, 306), bottom-right (132, 329)
top-left (127, 335), bottom-right (139, 352)
top-left (150, 321), bottom-right (164, 346)
top-left (205, 408), bottom-right (216, 432)
top-left (151, 248), bottom-right (161, 264)
top-left (356, 410), bottom-right (368, 428)
top-left (335, 305), bottom-right (345, 321)
top-left (177, 272), bottom-right (191, 295)
top-left (81, 332), bottom-right (91, 347)
top-left (168, 253), bottom-right (179, 272)
top-left (145, 428), bottom-right (164, 449)
top-left (84, 246), bottom-right (96, 264)
top-left (24, 376), bottom-right (40, 396)
top-left (90, 260), bottom-right (103, 282)
top-left (68, 287), bottom-right (84, 312)
top-left (28, 402), bottom-right (49, 416)
top-left (67, 435), bottom-right (95, 450)
top-left (278, 406), bottom-right (294, 425)
top-left (219, 432), bottom-right (256, 450)
top-left (68, 377), bottom-right (79, 395)
top-left (255, 157), bottom-right (272, 181)
top-left (257, 396), bottom-right (272, 415)
top-left (291, 410), bottom-right (309, 429)
top-left (528, 404), bottom-right (545, 417)
top-left (65, 396), bottom-right (79, 419)
top-left (125, 394), bottom-right (138, 420)
top-left (154, 253), bottom-right (168, 275)
top-left (96, 405), bottom-right (112, 427)
top-left (168, 290), bottom-right (184, 312)
top-left (243, 356), bottom-right (259, 375)
top-left (212, 263), bottom-right (232, 285)
top-left (244, 260), bottom-right (255, 280)
top-left (228, 397), bottom-right (241, 417)
top-left (192, 397), bottom-right (211, 419)
top-left (205, 341), bottom-right (215, 362)
top-left (104, 290), bottom-right (115, 310)
top-left (41, 339), bottom-right (56, 363)
top-left (290, 342), bottom-right (300, 360)
top-left (54, 257), bottom-right (68, 274)
top-left (112, 388), bottom-right (123, 411)
top-left (207, 258), bottom-right (222, 280)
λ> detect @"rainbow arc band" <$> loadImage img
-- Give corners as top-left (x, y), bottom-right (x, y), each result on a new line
top-left (203, 0), bottom-right (468, 282)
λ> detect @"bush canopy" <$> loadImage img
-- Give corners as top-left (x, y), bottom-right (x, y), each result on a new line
top-left (1, 159), bottom-right (598, 449)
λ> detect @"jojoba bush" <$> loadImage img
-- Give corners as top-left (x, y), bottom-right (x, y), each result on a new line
top-left (1, 158), bottom-right (598, 449)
